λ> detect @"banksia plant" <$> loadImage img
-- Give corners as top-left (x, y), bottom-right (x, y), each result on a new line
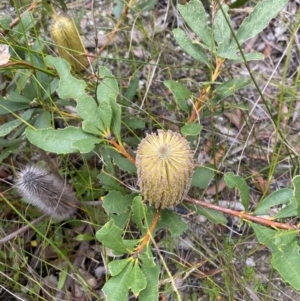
top-left (50, 14), bottom-right (89, 72)
top-left (15, 165), bottom-right (78, 220)
top-left (136, 130), bottom-right (194, 209)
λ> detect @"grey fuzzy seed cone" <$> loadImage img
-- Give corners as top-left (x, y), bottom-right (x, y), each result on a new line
top-left (15, 165), bottom-right (78, 221)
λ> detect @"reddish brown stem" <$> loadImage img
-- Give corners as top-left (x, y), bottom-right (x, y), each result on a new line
top-left (189, 58), bottom-right (225, 122)
top-left (134, 208), bottom-right (161, 256)
top-left (109, 139), bottom-right (135, 164)
top-left (9, 0), bottom-right (38, 29)
top-left (185, 196), bottom-right (298, 230)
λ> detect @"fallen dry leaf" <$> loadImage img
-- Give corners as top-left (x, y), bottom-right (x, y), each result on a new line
top-left (0, 44), bottom-right (10, 65)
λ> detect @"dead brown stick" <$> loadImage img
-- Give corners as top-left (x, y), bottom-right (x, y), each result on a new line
top-left (0, 214), bottom-right (47, 246)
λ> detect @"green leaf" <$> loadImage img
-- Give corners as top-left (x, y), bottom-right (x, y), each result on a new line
top-left (181, 123), bottom-right (202, 136)
top-left (102, 261), bottom-right (133, 301)
top-left (252, 223), bottom-right (300, 290)
top-left (98, 170), bottom-right (127, 194)
top-left (136, 0), bottom-right (158, 11)
top-left (98, 101), bottom-right (113, 133)
top-left (57, 266), bottom-right (68, 290)
top-left (194, 206), bottom-right (227, 224)
top-left (109, 209), bottom-right (132, 230)
top-left (34, 111), bottom-right (51, 129)
top-left (251, 222), bottom-right (297, 253)
top-left (271, 242), bottom-right (300, 290)
top-left (0, 15), bottom-right (11, 29)
top-left (0, 139), bottom-right (22, 163)
top-left (45, 55), bottom-right (89, 98)
top-left (7, 92), bottom-right (32, 104)
top-left (132, 196), bottom-right (149, 235)
top-left (102, 190), bottom-right (133, 229)
top-left (103, 191), bottom-right (133, 215)
top-left (97, 66), bottom-right (119, 103)
top-left (123, 118), bottom-right (145, 130)
top-left (254, 188), bottom-right (293, 215)
top-left (97, 67), bottom-right (121, 141)
top-left (0, 96), bottom-right (30, 115)
top-left (164, 80), bottom-right (191, 112)
top-left (72, 138), bottom-right (102, 153)
top-left (100, 146), bottom-right (115, 174)
top-left (82, 120), bottom-right (102, 136)
top-left (123, 76), bottom-right (139, 104)
top-left (126, 262), bottom-right (147, 296)
top-left (139, 255), bottom-right (160, 301)
top-left (235, 0), bottom-right (289, 45)
top-left (173, 28), bottom-right (210, 67)
top-left (230, 52), bottom-right (264, 63)
top-left (140, 251), bottom-right (156, 268)
top-left (112, 0), bottom-right (124, 20)
top-left (108, 258), bottom-right (130, 276)
top-left (177, 0), bottom-right (213, 49)
top-left (224, 172), bottom-right (250, 209)
top-left (45, 56), bottom-right (105, 133)
top-left (15, 12), bottom-right (35, 37)
top-left (214, 5), bottom-right (231, 47)
top-left (74, 233), bottom-right (94, 242)
top-left (96, 220), bottom-right (130, 254)
top-left (292, 176), bottom-right (300, 216)
top-left (109, 148), bottom-right (137, 174)
top-left (217, 43), bottom-right (239, 59)
top-left (158, 210), bottom-right (188, 237)
top-left (191, 165), bottom-right (214, 189)
top-left (229, 0), bottom-right (248, 8)
top-left (213, 78), bottom-right (251, 102)
top-left (123, 240), bottom-right (140, 253)
top-left (25, 126), bottom-right (101, 154)
top-left (0, 109), bottom-right (34, 137)
top-left (274, 197), bottom-right (297, 219)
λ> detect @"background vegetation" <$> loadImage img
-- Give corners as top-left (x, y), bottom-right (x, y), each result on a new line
top-left (0, 0), bottom-right (299, 300)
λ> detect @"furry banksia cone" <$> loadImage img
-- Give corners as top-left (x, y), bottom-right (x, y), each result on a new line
top-left (15, 165), bottom-right (78, 220)
top-left (50, 14), bottom-right (88, 72)
top-left (136, 130), bottom-right (194, 209)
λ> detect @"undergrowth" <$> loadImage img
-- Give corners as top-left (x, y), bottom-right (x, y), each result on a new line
top-left (0, 0), bottom-right (300, 300)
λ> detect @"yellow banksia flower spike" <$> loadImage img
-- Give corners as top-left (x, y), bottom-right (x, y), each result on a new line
top-left (136, 130), bottom-right (194, 209)
top-left (50, 14), bottom-right (89, 72)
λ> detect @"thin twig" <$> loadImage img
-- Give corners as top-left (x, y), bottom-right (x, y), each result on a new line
top-left (2, 0), bottom-right (39, 33)
top-left (91, 0), bottom-right (135, 60)
top-left (0, 214), bottom-right (47, 246)
top-left (10, 0), bottom-right (38, 28)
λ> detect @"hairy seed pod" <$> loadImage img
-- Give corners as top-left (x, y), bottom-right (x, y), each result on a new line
top-left (136, 130), bottom-right (194, 209)
top-left (15, 165), bottom-right (78, 220)
top-left (50, 14), bottom-right (88, 72)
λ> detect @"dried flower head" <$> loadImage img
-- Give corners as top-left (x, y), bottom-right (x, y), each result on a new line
top-left (136, 130), bottom-right (194, 208)
top-left (15, 165), bottom-right (78, 220)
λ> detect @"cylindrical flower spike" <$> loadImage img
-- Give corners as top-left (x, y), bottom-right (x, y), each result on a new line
top-left (15, 165), bottom-right (78, 220)
top-left (50, 14), bottom-right (88, 72)
top-left (136, 130), bottom-right (194, 209)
